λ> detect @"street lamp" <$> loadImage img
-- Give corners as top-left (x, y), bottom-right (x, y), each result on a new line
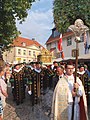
top-left (68, 19), bottom-right (89, 120)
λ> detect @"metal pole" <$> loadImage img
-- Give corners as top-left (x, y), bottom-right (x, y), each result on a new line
top-left (68, 19), bottom-right (89, 120)
top-left (75, 41), bottom-right (78, 82)
top-left (71, 40), bottom-right (78, 120)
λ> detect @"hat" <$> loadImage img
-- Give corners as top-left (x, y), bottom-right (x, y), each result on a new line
top-left (53, 61), bottom-right (58, 64)
top-left (78, 64), bottom-right (84, 69)
top-left (84, 64), bottom-right (87, 69)
top-left (36, 61), bottom-right (42, 65)
top-left (30, 62), bottom-right (35, 65)
top-left (23, 62), bottom-right (26, 64)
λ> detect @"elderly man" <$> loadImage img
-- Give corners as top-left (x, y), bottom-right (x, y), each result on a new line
top-left (51, 62), bottom-right (88, 120)
top-left (52, 66), bottom-right (64, 90)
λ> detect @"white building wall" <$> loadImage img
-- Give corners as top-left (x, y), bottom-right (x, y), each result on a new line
top-left (27, 45), bottom-right (40, 62)
top-left (3, 45), bottom-right (42, 64)
top-left (3, 48), bottom-right (15, 63)
top-left (62, 37), bottom-right (73, 57)
top-left (15, 47), bottom-right (27, 63)
top-left (51, 42), bottom-right (56, 48)
top-left (63, 36), bottom-right (88, 58)
top-left (46, 31), bottom-right (90, 59)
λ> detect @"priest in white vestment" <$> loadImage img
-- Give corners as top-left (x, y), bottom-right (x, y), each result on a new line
top-left (51, 62), bottom-right (88, 120)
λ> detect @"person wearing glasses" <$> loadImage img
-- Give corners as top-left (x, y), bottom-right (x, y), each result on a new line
top-left (51, 61), bottom-right (88, 120)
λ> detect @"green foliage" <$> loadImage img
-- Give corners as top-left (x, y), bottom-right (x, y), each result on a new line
top-left (53, 0), bottom-right (90, 33)
top-left (0, 0), bottom-right (35, 50)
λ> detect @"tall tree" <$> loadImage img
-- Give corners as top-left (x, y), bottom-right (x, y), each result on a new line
top-left (0, 0), bottom-right (35, 50)
top-left (53, 0), bottom-right (90, 33)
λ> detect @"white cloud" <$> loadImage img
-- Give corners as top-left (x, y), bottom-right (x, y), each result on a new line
top-left (16, 9), bottom-right (54, 46)
top-left (16, 0), bottom-right (54, 46)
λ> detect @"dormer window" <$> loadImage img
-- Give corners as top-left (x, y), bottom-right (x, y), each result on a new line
top-left (53, 30), bottom-right (60, 37)
top-left (52, 28), bottom-right (60, 38)
top-left (22, 42), bottom-right (26, 46)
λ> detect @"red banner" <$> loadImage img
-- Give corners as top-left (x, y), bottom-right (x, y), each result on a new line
top-left (58, 34), bottom-right (64, 59)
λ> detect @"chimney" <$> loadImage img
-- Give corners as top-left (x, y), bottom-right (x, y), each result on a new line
top-left (32, 38), bottom-right (35, 40)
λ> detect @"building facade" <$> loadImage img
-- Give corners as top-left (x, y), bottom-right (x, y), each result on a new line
top-left (46, 28), bottom-right (90, 60)
top-left (3, 37), bottom-right (44, 63)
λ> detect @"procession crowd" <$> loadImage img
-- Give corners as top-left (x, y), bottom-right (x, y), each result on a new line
top-left (0, 60), bottom-right (90, 120)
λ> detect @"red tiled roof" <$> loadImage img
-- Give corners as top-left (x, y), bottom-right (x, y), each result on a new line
top-left (63, 31), bottom-right (74, 38)
top-left (46, 31), bottom-right (74, 44)
top-left (46, 35), bottom-right (59, 44)
top-left (12, 37), bottom-right (44, 48)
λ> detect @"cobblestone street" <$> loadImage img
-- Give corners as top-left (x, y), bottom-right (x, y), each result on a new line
top-left (3, 88), bottom-right (53, 120)
top-left (3, 87), bottom-right (90, 120)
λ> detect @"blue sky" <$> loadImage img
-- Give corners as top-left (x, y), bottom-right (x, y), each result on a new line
top-left (16, 0), bottom-right (54, 47)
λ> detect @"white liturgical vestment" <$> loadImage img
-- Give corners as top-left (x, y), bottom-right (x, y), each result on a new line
top-left (66, 74), bottom-right (83, 120)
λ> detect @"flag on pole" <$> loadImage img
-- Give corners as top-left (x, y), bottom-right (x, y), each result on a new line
top-left (58, 34), bottom-right (62, 51)
top-left (84, 31), bottom-right (87, 46)
top-left (61, 51), bottom-right (64, 59)
top-left (84, 31), bottom-right (88, 54)
top-left (58, 34), bottom-right (64, 59)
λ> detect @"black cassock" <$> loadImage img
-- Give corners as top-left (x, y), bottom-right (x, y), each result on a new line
top-left (29, 67), bottom-right (54, 106)
top-left (77, 71), bottom-right (90, 104)
top-left (30, 68), bottom-right (44, 106)
top-left (12, 67), bottom-right (25, 105)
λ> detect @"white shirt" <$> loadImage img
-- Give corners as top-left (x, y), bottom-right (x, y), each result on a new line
top-left (66, 74), bottom-right (83, 103)
top-left (77, 71), bottom-right (85, 75)
top-left (34, 68), bottom-right (41, 73)
top-left (14, 66), bottom-right (24, 73)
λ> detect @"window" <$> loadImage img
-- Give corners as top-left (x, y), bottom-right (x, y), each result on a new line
top-left (33, 51), bottom-right (35, 56)
top-left (67, 37), bottom-right (72, 46)
top-left (29, 60), bottom-right (31, 63)
top-left (23, 50), bottom-right (26, 55)
top-left (18, 49), bottom-right (21, 55)
top-left (23, 59), bottom-right (26, 62)
top-left (22, 42), bottom-right (26, 46)
top-left (29, 51), bottom-right (31, 56)
top-left (72, 49), bottom-right (79, 57)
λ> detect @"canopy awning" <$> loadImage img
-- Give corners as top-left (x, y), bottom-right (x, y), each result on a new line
top-left (52, 53), bottom-right (90, 62)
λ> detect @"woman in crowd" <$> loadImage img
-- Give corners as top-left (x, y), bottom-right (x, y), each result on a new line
top-left (0, 66), bottom-right (8, 120)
